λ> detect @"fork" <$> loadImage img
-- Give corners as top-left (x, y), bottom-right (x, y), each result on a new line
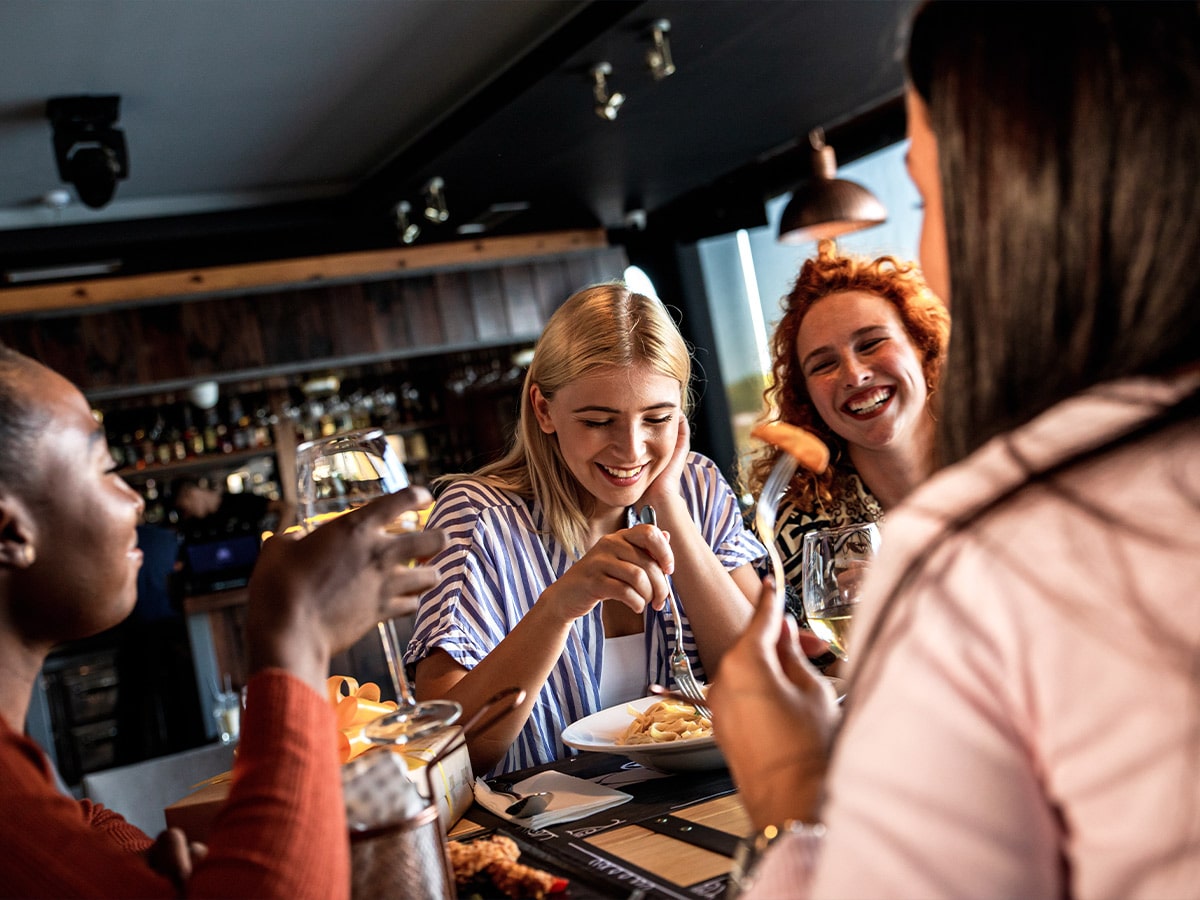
top-left (754, 454), bottom-right (799, 609)
top-left (638, 505), bottom-right (713, 720)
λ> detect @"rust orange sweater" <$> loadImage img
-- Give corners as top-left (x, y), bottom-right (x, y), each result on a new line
top-left (1, 669), bottom-right (348, 899)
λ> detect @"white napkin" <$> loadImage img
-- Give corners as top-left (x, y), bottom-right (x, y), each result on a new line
top-left (473, 772), bottom-right (632, 830)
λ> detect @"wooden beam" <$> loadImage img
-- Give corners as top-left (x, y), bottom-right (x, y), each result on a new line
top-left (0, 229), bottom-right (608, 318)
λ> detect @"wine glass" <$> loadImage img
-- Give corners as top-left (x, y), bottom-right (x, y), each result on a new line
top-left (800, 522), bottom-right (881, 661)
top-left (295, 426), bottom-right (461, 742)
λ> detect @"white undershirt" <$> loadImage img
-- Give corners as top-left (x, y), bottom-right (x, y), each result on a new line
top-left (599, 632), bottom-right (646, 709)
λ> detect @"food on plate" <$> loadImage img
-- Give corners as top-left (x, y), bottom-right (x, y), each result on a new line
top-left (447, 834), bottom-right (568, 899)
top-left (616, 697), bottom-right (712, 745)
top-left (750, 421), bottom-right (830, 474)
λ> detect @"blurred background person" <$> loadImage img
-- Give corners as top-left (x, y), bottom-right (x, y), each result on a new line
top-left (171, 476), bottom-right (292, 541)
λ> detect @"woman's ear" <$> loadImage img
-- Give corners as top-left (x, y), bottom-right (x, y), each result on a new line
top-left (0, 493), bottom-right (37, 569)
top-left (530, 384), bottom-right (556, 434)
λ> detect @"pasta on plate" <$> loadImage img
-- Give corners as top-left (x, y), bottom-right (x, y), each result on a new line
top-left (616, 698), bottom-right (712, 745)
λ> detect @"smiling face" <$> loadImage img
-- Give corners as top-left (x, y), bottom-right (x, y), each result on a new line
top-left (6, 363), bottom-right (145, 643)
top-left (531, 363), bottom-right (681, 524)
top-left (796, 290), bottom-right (930, 453)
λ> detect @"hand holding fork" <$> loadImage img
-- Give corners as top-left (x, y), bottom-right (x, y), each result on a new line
top-left (639, 505), bottom-right (712, 720)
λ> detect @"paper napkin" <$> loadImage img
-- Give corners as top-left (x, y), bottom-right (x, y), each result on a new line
top-left (473, 771), bottom-right (632, 830)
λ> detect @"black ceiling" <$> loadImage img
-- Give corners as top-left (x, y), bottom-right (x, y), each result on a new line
top-left (0, 0), bottom-right (915, 284)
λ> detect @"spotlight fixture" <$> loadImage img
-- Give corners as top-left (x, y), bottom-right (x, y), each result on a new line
top-left (777, 128), bottom-right (887, 244)
top-left (394, 200), bottom-right (420, 244)
top-left (645, 19), bottom-right (676, 80)
top-left (423, 177), bottom-right (449, 224)
top-left (46, 94), bottom-right (129, 210)
top-left (590, 62), bottom-right (625, 121)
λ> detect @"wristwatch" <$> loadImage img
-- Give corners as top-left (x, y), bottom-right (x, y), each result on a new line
top-left (727, 820), bottom-right (826, 899)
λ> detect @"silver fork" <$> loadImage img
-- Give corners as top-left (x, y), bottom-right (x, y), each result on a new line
top-left (638, 505), bottom-right (713, 720)
top-left (754, 454), bottom-right (799, 609)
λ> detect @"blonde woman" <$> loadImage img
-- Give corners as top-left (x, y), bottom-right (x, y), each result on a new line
top-left (407, 284), bottom-right (765, 776)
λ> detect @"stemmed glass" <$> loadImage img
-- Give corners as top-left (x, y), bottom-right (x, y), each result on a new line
top-left (295, 427), bottom-right (460, 742)
top-left (800, 522), bottom-right (881, 661)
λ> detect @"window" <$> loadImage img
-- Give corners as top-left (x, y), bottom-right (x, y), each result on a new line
top-left (697, 141), bottom-right (922, 498)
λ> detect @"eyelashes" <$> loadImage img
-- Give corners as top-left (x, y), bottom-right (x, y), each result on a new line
top-left (581, 414), bottom-right (674, 429)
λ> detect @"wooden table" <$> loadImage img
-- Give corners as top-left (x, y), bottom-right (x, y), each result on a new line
top-left (448, 752), bottom-right (753, 899)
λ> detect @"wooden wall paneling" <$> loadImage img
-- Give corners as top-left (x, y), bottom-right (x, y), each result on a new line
top-left (0, 317), bottom-right (82, 386)
top-left (432, 271), bottom-right (476, 346)
top-left (254, 288), bottom-right (335, 366)
top-left (177, 296), bottom-right (265, 378)
top-left (322, 282), bottom-right (381, 359)
top-left (466, 267), bottom-right (508, 342)
top-left (362, 280), bottom-right (412, 352)
top-left (498, 264), bottom-right (542, 337)
top-left (0, 230), bottom-right (608, 319)
top-left (135, 304), bottom-right (189, 385)
top-left (530, 259), bottom-right (574, 322)
top-left (2, 243), bottom-right (622, 394)
top-left (81, 311), bottom-right (143, 389)
top-left (568, 245), bottom-right (628, 291)
top-left (399, 276), bottom-right (443, 348)
top-left (566, 253), bottom-right (606, 295)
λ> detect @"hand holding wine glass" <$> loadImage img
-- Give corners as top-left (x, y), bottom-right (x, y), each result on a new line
top-left (246, 485), bottom-right (446, 697)
top-left (801, 522), bottom-right (880, 661)
top-left (295, 427), bottom-right (461, 741)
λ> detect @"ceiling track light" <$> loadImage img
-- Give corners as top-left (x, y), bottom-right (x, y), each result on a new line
top-left (423, 176), bottom-right (449, 223)
top-left (590, 62), bottom-right (625, 121)
top-left (645, 19), bottom-right (676, 80)
top-left (777, 128), bottom-right (888, 244)
top-left (394, 200), bottom-right (420, 244)
top-left (46, 94), bottom-right (129, 210)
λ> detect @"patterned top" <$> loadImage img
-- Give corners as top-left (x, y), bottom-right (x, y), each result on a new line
top-left (406, 452), bottom-right (765, 775)
top-left (770, 465), bottom-right (883, 624)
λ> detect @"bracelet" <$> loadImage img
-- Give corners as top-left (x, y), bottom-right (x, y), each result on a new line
top-left (727, 820), bottom-right (826, 899)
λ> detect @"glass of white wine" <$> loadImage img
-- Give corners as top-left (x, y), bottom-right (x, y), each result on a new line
top-left (295, 426), bottom-right (461, 743)
top-left (800, 522), bottom-right (880, 661)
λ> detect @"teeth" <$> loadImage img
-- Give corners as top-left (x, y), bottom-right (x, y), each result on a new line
top-left (601, 464), bottom-right (644, 479)
top-left (847, 388), bottom-right (891, 414)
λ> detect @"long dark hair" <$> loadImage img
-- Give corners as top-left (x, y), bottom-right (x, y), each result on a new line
top-left (842, 1), bottom-right (1200, 723)
top-left (908, 1), bottom-right (1200, 466)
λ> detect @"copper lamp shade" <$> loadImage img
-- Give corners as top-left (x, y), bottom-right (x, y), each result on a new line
top-left (777, 129), bottom-right (887, 244)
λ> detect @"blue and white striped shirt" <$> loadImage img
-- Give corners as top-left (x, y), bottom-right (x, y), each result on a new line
top-left (405, 452), bottom-right (765, 775)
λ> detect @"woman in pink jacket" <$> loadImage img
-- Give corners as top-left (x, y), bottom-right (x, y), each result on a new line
top-left (710, 3), bottom-right (1200, 898)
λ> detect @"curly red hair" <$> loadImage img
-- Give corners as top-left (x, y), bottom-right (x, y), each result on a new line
top-left (744, 241), bottom-right (950, 509)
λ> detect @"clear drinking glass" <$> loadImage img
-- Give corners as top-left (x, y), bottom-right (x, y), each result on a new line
top-left (295, 427), bottom-right (461, 742)
top-left (800, 522), bottom-right (881, 661)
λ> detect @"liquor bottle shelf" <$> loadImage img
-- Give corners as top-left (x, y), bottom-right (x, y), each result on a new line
top-left (117, 447), bottom-right (276, 481)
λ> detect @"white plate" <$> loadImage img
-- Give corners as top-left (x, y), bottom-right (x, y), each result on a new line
top-left (561, 695), bottom-right (725, 773)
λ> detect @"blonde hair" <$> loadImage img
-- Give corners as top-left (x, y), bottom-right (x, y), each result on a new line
top-left (443, 283), bottom-right (693, 557)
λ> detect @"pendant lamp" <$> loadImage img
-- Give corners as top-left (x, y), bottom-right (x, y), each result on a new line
top-left (777, 128), bottom-right (887, 244)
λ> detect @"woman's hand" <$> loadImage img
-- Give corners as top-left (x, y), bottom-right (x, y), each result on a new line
top-left (245, 486), bottom-right (448, 692)
top-left (709, 576), bottom-right (837, 829)
top-left (540, 525), bottom-right (674, 623)
top-left (639, 414), bottom-right (691, 511)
